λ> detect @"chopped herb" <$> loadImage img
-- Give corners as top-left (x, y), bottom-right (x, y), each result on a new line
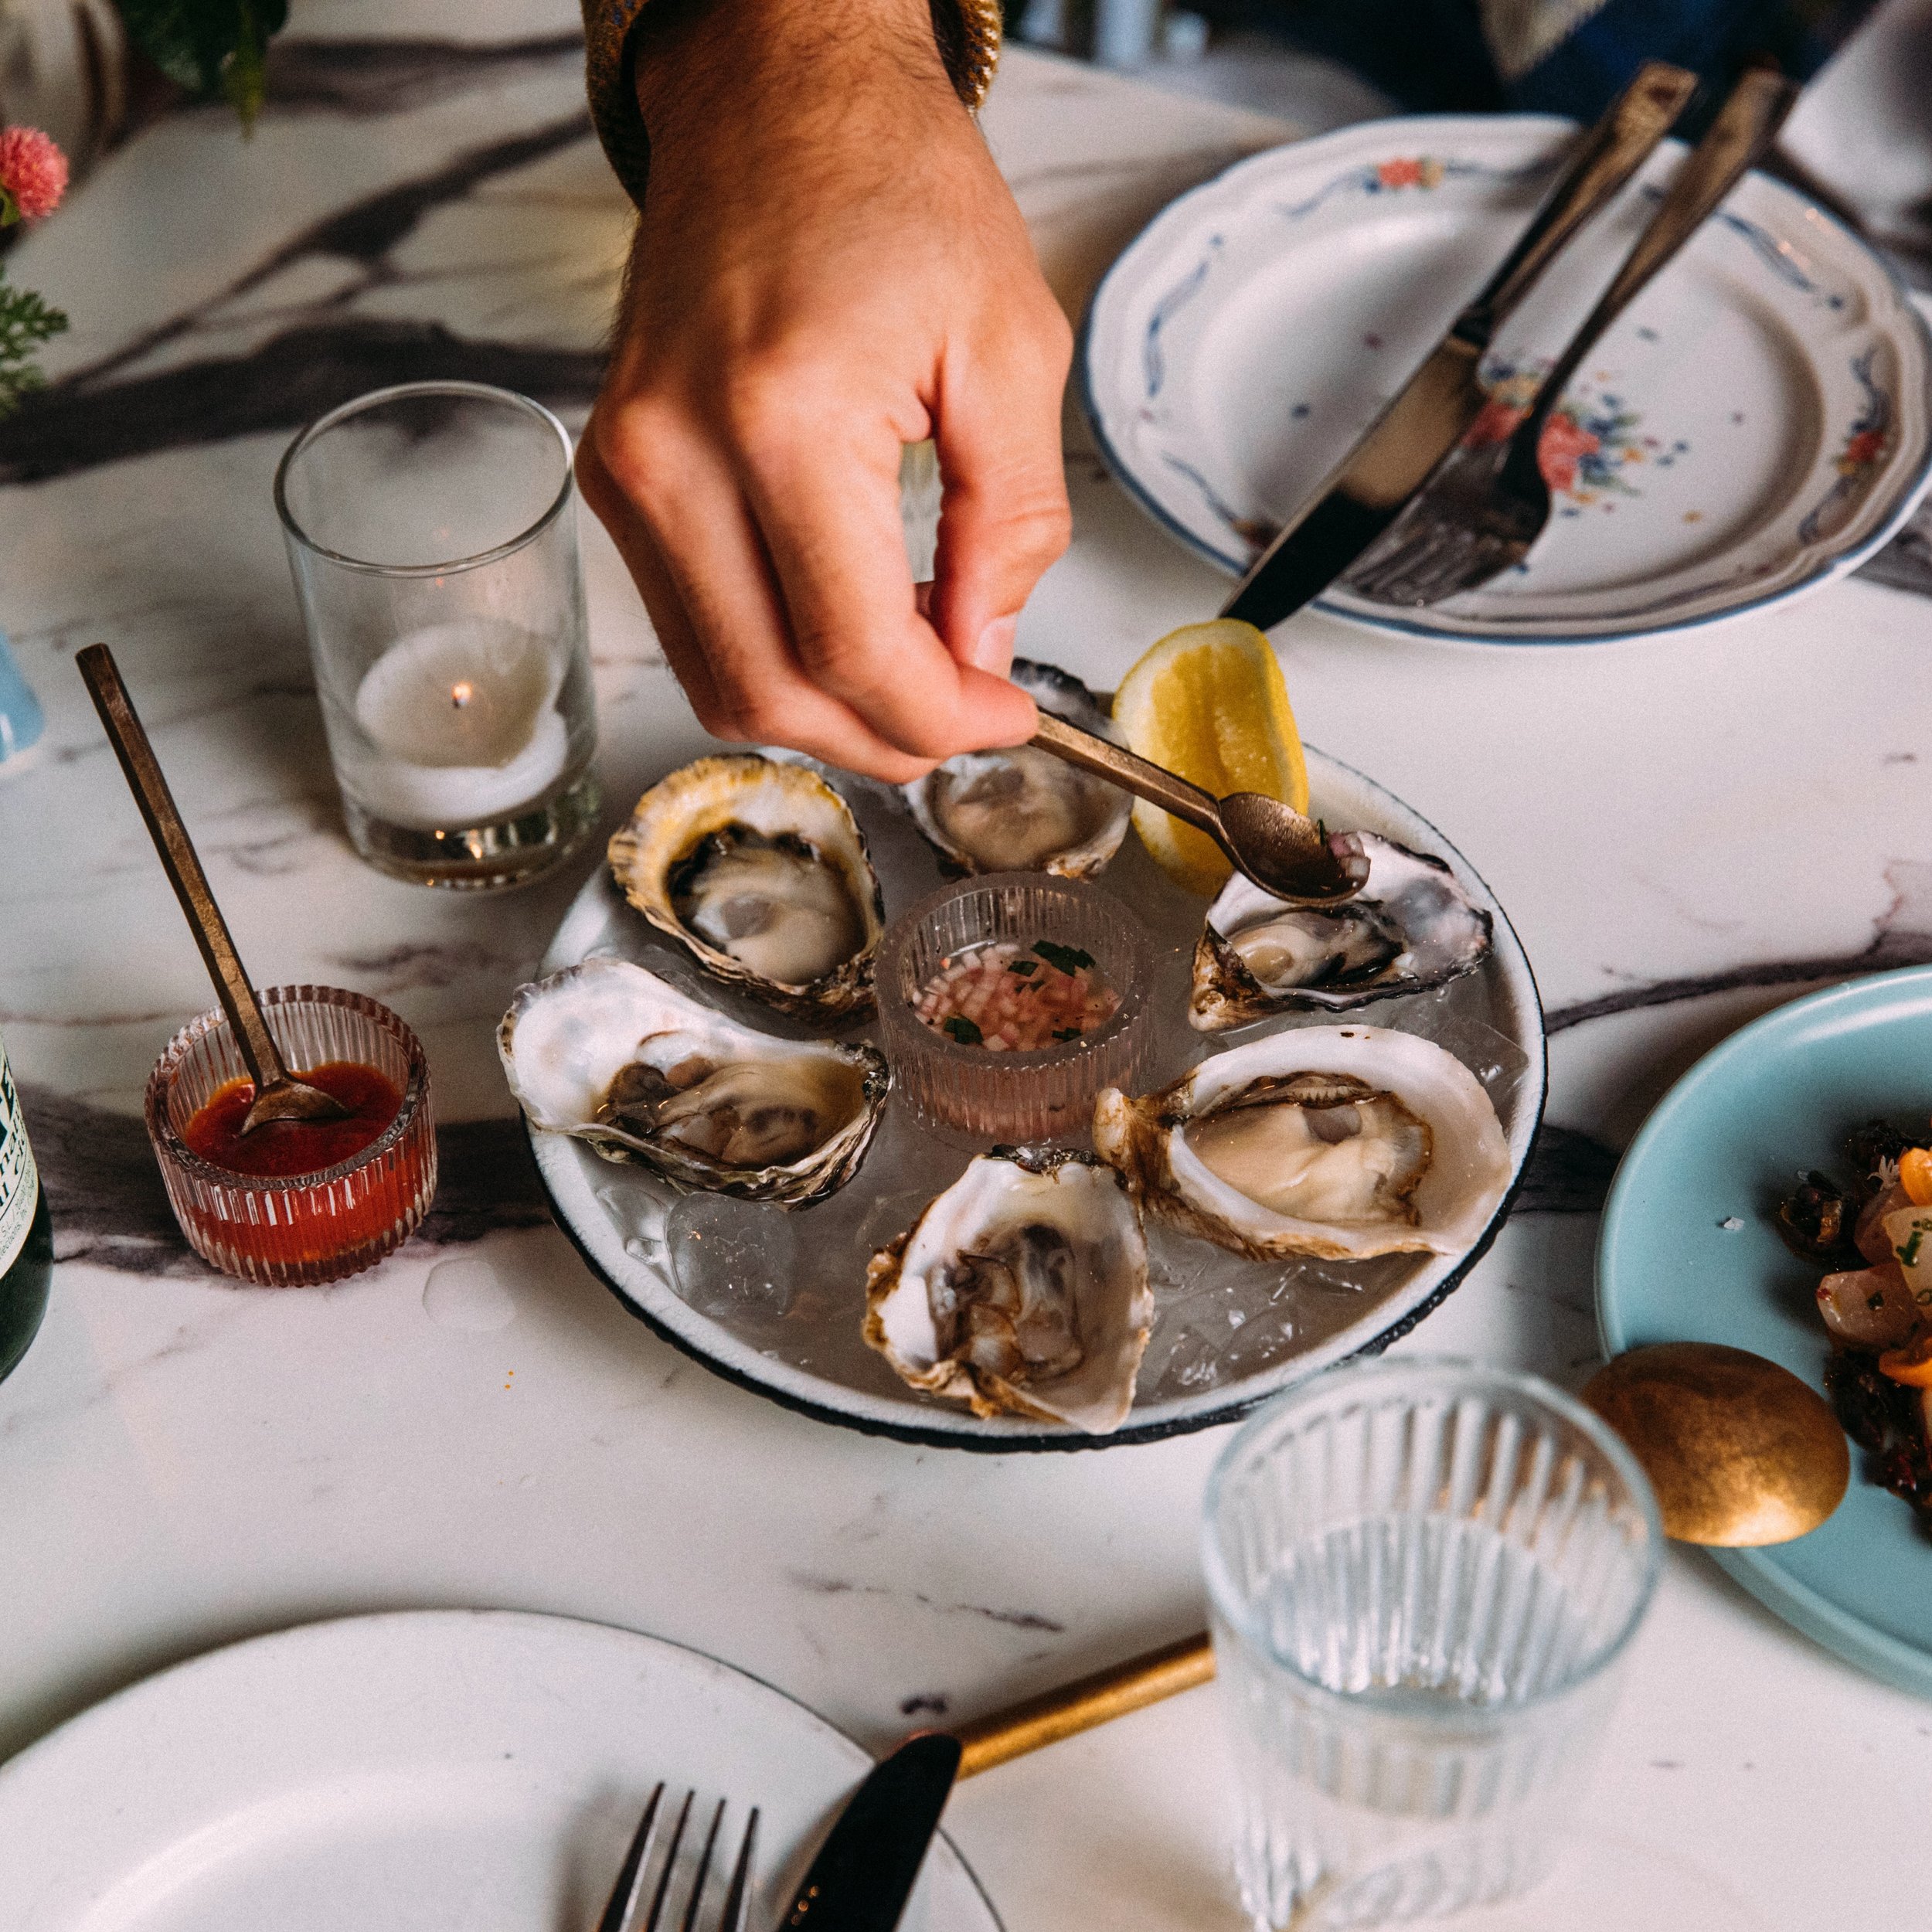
top-left (942, 1015), bottom-right (983, 1046)
top-left (1052, 1026), bottom-right (1084, 1043)
top-left (1007, 958), bottom-right (1039, 975)
top-left (1032, 940), bottom-right (1094, 975)
top-left (1898, 1230), bottom-right (1927, 1269)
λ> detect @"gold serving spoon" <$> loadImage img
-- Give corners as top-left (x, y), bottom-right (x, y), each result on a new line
top-left (79, 644), bottom-right (351, 1134)
top-left (1583, 1341), bottom-right (1850, 1546)
top-left (1028, 711), bottom-right (1369, 905)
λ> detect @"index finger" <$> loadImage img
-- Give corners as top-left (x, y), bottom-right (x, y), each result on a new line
top-left (733, 399), bottom-right (1038, 761)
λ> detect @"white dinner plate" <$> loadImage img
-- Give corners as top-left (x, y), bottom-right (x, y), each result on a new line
top-left (0, 1611), bottom-right (999, 1932)
top-left (1081, 114), bottom-right (1932, 643)
top-left (526, 747), bottom-right (1546, 1451)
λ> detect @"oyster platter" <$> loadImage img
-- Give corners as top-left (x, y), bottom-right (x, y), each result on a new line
top-left (509, 662), bottom-right (1545, 1447)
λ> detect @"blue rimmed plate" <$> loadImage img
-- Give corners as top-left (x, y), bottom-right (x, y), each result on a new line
top-left (1080, 115), bottom-right (1932, 644)
top-left (1597, 965), bottom-right (1932, 1696)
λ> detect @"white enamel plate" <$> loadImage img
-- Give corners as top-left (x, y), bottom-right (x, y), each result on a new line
top-left (1081, 115), bottom-right (1932, 643)
top-left (527, 749), bottom-right (1545, 1451)
top-left (0, 1611), bottom-right (999, 1932)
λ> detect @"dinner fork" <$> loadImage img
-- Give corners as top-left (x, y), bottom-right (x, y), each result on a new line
top-left (598, 1786), bottom-right (758, 1932)
top-left (1343, 66), bottom-right (1798, 610)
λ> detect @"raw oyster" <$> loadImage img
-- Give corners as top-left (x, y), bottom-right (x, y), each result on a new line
top-left (902, 660), bottom-right (1131, 877)
top-left (609, 755), bottom-right (885, 1021)
top-left (864, 1146), bottom-right (1153, 1432)
top-left (498, 956), bottom-right (888, 1205)
top-left (1094, 1025), bottom-right (1512, 1261)
top-left (1191, 835), bottom-right (1492, 1030)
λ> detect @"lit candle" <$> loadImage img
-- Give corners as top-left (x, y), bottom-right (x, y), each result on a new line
top-left (347, 619), bottom-right (570, 830)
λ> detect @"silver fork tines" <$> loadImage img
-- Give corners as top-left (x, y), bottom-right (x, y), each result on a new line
top-left (599, 1786), bottom-right (759, 1932)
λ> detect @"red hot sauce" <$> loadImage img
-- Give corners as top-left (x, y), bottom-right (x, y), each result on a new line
top-left (182, 1062), bottom-right (403, 1179)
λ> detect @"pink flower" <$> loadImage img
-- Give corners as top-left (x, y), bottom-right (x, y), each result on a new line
top-left (0, 126), bottom-right (68, 224)
top-left (1537, 413), bottom-right (1600, 495)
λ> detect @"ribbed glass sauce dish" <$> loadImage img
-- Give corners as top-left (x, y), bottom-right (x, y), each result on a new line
top-left (876, 871), bottom-right (1156, 1143)
top-left (145, 985), bottom-right (437, 1285)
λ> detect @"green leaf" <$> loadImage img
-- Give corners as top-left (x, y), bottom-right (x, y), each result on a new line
top-left (1032, 940), bottom-right (1094, 976)
top-left (941, 1015), bottom-right (983, 1046)
top-left (115, 0), bottom-right (290, 126)
top-left (0, 268), bottom-right (70, 422)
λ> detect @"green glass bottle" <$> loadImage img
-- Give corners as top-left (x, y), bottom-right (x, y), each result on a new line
top-left (0, 1031), bottom-right (52, 1385)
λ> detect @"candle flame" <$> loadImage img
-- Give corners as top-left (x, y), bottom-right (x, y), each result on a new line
top-left (451, 680), bottom-right (474, 709)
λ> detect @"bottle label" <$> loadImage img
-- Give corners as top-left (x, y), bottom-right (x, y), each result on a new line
top-left (0, 1037), bottom-right (39, 1278)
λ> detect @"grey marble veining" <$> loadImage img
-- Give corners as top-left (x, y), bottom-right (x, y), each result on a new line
top-left (1, 30), bottom-right (1930, 1932)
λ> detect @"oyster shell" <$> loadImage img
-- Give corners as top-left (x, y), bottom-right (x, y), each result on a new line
top-left (1094, 1025), bottom-right (1511, 1260)
top-left (902, 660), bottom-right (1131, 878)
top-left (1191, 835), bottom-right (1492, 1031)
top-left (498, 956), bottom-right (888, 1205)
top-left (609, 755), bottom-right (885, 1021)
top-left (864, 1146), bottom-right (1153, 1433)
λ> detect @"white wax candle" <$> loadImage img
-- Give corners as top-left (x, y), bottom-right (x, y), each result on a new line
top-left (348, 620), bottom-right (571, 831)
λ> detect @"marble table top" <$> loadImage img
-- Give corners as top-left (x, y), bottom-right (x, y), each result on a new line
top-left (3, 9), bottom-right (1930, 1927)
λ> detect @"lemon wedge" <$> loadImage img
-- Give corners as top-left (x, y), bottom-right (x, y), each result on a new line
top-left (1111, 619), bottom-right (1309, 896)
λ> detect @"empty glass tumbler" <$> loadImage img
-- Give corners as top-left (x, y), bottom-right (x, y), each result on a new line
top-left (1202, 1358), bottom-right (1662, 1930)
top-left (276, 382), bottom-right (599, 889)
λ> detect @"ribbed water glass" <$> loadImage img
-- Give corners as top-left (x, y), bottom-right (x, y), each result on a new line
top-left (1202, 1357), bottom-right (1661, 1930)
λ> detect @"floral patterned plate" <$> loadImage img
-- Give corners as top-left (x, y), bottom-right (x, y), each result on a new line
top-left (1080, 114), bottom-right (1932, 643)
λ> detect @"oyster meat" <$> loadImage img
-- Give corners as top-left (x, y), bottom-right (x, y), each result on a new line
top-left (1191, 835), bottom-right (1492, 1030)
top-left (498, 956), bottom-right (888, 1205)
top-left (609, 755), bottom-right (885, 1020)
top-left (1094, 1025), bottom-right (1512, 1260)
top-left (864, 1147), bottom-right (1153, 1432)
top-left (903, 660), bottom-right (1131, 878)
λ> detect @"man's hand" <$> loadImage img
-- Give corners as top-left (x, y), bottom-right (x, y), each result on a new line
top-left (577, 0), bottom-right (1073, 782)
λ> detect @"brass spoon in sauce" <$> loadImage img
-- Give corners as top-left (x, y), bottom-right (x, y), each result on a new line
top-left (78, 644), bottom-right (350, 1134)
top-left (1583, 1342), bottom-right (1850, 1546)
top-left (1028, 711), bottom-right (1369, 906)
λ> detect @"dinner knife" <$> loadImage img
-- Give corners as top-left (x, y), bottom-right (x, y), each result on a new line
top-left (774, 1732), bottom-right (962, 1931)
top-left (1217, 58), bottom-right (1699, 632)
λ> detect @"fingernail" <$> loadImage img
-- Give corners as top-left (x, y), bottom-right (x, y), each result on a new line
top-left (973, 615), bottom-right (1019, 675)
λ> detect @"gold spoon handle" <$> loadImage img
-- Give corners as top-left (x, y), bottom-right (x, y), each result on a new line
top-left (1029, 712), bottom-right (1228, 845)
top-left (77, 644), bottom-right (289, 1095)
top-left (951, 1631), bottom-right (1216, 1779)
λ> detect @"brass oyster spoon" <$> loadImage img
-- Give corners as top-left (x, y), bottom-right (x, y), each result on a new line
top-left (1029, 711), bottom-right (1369, 905)
top-left (79, 644), bottom-right (350, 1134)
top-left (1583, 1342), bottom-right (1850, 1546)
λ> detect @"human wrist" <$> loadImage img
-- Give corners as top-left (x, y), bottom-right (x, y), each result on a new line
top-left (633, 0), bottom-right (968, 140)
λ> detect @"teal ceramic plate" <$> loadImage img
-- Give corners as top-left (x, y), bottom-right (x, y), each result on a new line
top-left (1597, 965), bottom-right (1932, 1698)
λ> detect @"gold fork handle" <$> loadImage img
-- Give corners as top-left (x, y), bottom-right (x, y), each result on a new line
top-left (1466, 59), bottom-right (1699, 341)
top-left (1523, 66), bottom-right (1800, 443)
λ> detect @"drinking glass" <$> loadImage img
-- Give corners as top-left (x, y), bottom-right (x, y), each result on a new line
top-left (1202, 1357), bottom-right (1662, 1930)
top-left (276, 382), bottom-right (599, 889)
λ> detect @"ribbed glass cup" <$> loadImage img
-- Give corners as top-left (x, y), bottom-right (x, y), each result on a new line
top-left (1203, 1357), bottom-right (1662, 1930)
top-left (145, 986), bottom-right (437, 1286)
top-left (876, 872), bottom-right (1155, 1142)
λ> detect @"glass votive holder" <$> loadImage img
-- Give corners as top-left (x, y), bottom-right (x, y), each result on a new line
top-left (145, 985), bottom-right (437, 1286)
top-left (275, 381), bottom-right (600, 889)
top-left (876, 872), bottom-right (1155, 1143)
top-left (1202, 1357), bottom-right (1662, 1931)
